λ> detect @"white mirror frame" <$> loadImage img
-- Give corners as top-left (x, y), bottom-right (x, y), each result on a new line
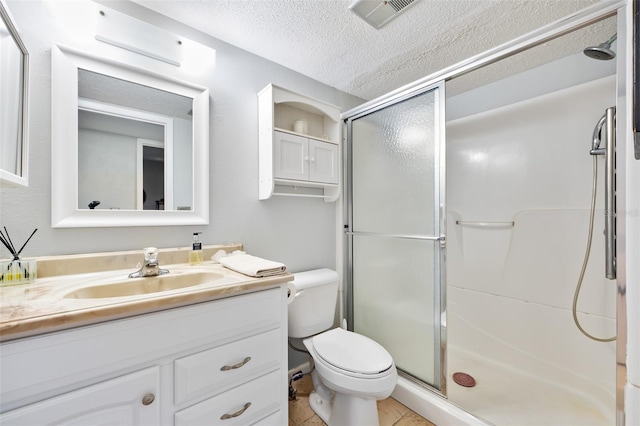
top-left (51, 44), bottom-right (209, 227)
top-left (0, 0), bottom-right (29, 187)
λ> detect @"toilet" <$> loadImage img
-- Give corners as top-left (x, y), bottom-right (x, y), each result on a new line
top-left (288, 269), bottom-right (397, 426)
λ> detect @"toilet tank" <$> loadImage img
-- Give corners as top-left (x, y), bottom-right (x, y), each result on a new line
top-left (288, 269), bottom-right (339, 338)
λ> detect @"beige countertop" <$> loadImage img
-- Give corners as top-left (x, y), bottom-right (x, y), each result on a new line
top-left (0, 245), bottom-right (292, 342)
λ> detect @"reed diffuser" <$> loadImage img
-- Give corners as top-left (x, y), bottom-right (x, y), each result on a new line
top-left (0, 227), bottom-right (37, 285)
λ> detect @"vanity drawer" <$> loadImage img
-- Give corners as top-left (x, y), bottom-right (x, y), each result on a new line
top-left (174, 328), bottom-right (281, 404)
top-left (174, 370), bottom-right (281, 426)
top-left (252, 410), bottom-right (283, 425)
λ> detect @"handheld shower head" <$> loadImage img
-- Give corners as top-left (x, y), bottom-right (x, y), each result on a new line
top-left (583, 34), bottom-right (617, 60)
top-left (591, 113), bottom-right (606, 155)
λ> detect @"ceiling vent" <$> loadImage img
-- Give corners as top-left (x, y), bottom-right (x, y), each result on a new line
top-left (348, 0), bottom-right (419, 29)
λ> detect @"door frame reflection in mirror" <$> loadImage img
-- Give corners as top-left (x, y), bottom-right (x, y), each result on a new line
top-left (0, 0), bottom-right (29, 187)
top-left (77, 98), bottom-right (177, 212)
top-left (51, 44), bottom-right (209, 227)
top-left (138, 139), bottom-right (168, 211)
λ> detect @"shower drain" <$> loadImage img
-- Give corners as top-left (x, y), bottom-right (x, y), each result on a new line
top-left (452, 372), bottom-right (476, 387)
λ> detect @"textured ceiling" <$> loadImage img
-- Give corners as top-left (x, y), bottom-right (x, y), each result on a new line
top-left (130, 0), bottom-right (610, 101)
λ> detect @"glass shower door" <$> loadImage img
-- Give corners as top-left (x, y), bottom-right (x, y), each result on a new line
top-left (345, 82), bottom-right (445, 390)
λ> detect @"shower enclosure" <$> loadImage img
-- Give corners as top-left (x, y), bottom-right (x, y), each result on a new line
top-left (342, 2), bottom-right (627, 425)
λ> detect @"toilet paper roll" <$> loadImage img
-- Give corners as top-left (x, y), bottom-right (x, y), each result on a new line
top-left (286, 281), bottom-right (297, 304)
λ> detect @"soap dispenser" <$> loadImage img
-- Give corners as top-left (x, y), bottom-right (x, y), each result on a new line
top-left (189, 232), bottom-right (203, 265)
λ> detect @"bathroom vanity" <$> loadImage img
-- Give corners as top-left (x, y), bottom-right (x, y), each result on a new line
top-left (0, 246), bottom-right (290, 425)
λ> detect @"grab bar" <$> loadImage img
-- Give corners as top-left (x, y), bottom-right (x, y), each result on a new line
top-left (604, 106), bottom-right (616, 279)
top-left (455, 220), bottom-right (514, 228)
top-left (345, 231), bottom-right (444, 241)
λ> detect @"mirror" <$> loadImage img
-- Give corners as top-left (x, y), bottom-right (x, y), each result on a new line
top-left (51, 44), bottom-right (209, 227)
top-left (77, 70), bottom-right (193, 212)
top-left (0, 0), bottom-right (29, 187)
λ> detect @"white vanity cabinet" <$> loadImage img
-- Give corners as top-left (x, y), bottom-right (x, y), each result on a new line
top-left (258, 84), bottom-right (341, 201)
top-left (0, 286), bottom-right (288, 425)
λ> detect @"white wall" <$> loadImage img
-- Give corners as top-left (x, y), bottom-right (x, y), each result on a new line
top-left (78, 128), bottom-right (137, 210)
top-left (173, 117), bottom-right (192, 210)
top-left (446, 73), bottom-right (617, 401)
top-left (0, 0), bottom-right (363, 275)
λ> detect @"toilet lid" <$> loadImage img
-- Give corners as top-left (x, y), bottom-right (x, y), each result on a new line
top-left (312, 328), bottom-right (393, 375)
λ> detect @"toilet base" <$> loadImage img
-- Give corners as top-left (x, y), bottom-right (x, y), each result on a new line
top-left (308, 371), bottom-right (381, 426)
top-left (308, 390), bottom-right (332, 424)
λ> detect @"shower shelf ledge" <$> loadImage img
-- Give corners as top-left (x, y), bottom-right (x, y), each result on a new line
top-left (455, 220), bottom-right (515, 228)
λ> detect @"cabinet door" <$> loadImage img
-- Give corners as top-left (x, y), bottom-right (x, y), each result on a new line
top-left (274, 131), bottom-right (308, 181)
top-left (0, 367), bottom-right (160, 426)
top-left (309, 140), bottom-right (338, 184)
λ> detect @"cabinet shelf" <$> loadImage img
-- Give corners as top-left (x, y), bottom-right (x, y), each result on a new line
top-left (258, 84), bottom-right (341, 202)
top-left (273, 127), bottom-right (336, 144)
top-left (271, 192), bottom-right (334, 199)
top-left (271, 182), bottom-right (339, 200)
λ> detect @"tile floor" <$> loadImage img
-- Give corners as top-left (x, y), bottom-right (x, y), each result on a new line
top-left (288, 374), bottom-right (436, 426)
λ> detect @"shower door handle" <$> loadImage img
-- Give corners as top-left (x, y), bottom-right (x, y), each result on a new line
top-left (604, 106), bottom-right (616, 279)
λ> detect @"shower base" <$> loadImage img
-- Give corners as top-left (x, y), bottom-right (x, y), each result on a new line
top-left (447, 347), bottom-right (614, 425)
top-left (393, 346), bottom-right (614, 426)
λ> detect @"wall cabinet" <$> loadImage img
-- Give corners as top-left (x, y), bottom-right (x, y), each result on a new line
top-left (258, 84), bottom-right (341, 201)
top-left (0, 287), bottom-right (287, 425)
top-left (274, 131), bottom-right (338, 184)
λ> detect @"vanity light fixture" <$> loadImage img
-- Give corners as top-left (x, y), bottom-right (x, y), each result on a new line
top-left (94, 4), bottom-right (182, 67)
top-left (348, 0), bottom-right (419, 29)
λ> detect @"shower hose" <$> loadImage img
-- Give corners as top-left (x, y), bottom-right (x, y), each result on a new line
top-left (572, 156), bottom-right (616, 342)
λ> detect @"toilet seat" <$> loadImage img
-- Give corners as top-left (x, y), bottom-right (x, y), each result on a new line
top-left (311, 328), bottom-right (393, 378)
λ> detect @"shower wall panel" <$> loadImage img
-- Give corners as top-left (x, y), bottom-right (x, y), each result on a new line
top-left (446, 76), bottom-right (616, 393)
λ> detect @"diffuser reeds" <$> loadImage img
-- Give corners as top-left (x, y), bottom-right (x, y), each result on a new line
top-left (0, 227), bottom-right (37, 285)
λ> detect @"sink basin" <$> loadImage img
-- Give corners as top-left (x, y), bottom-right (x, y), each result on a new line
top-left (63, 271), bottom-right (226, 299)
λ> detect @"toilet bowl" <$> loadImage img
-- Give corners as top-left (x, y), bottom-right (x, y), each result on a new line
top-left (288, 269), bottom-right (398, 426)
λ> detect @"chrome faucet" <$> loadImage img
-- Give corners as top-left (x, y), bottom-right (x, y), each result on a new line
top-left (129, 247), bottom-right (169, 278)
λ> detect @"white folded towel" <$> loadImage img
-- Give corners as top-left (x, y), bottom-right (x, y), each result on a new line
top-left (219, 254), bottom-right (287, 277)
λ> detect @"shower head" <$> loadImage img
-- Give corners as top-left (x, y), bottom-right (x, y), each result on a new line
top-left (583, 34), bottom-right (617, 60)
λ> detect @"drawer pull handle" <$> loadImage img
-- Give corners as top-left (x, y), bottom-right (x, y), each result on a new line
top-left (141, 393), bottom-right (155, 406)
top-left (220, 356), bottom-right (251, 371)
top-left (220, 402), bottom-right (251, 420)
